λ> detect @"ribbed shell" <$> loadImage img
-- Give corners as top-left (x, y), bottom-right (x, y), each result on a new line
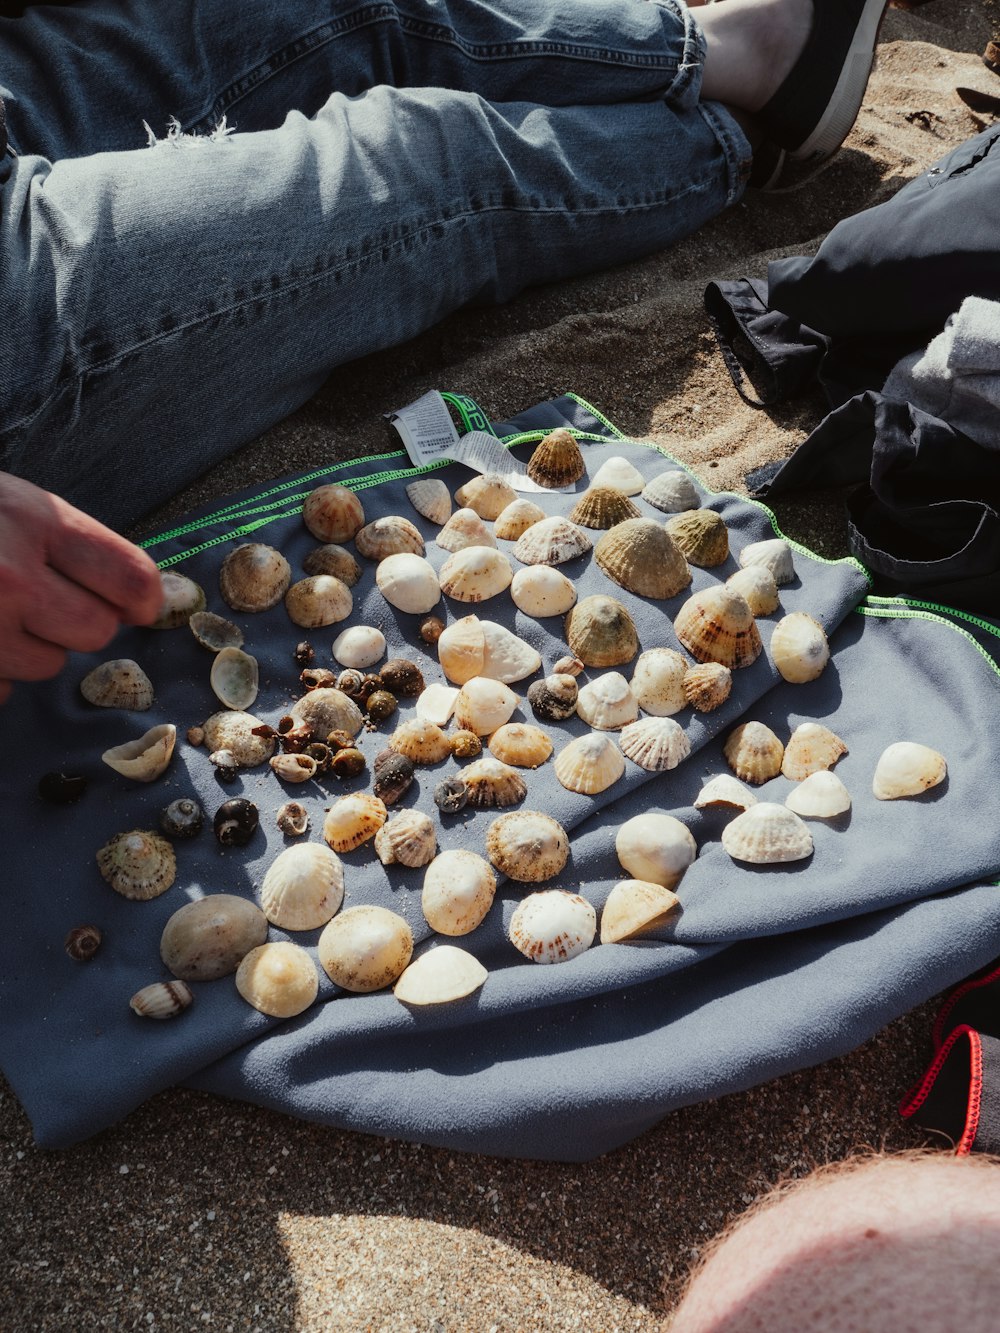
top-left (96, 829), bottom-right (177, 900)
top-left (454, 473), bottom-right (517, 521)
top-left (554, 733), bottom-right (625, 794)
top-left (576, 673), bottom-right (638, 730)
top-left (439, 546), bottom-right (513, 603)
top-left (738, 538), bottom-right (795, 585)
top-left (509, 891), bottom-right (596, 964)
top-left (641, 470), bottom-right (700, 513)
top-left (781, 723), bottom-right (848, 780)
top-left (388, 718), bottom-right (452, 764)
top-left (80, 659), bottom-right (154, 710)
top-left (693, 774), bottom-right (757, 811)
top-left (219, 543), bottom-right (291, 612)
top-left (595, 519), bottom-right (691, 599)
top-left (721, 802), bottom-right (814, 864)
top-left (525, 428), bottom-right (586, 488)
top-left (461, 757), bottom-right (527, 808)
top-left (322, 794), bottom-right (388, 852)
top-left (664, 510), bottom-right (729, 568)
top-left (302, 543), bottom-right (363, 586)
top-left (723, 721), bottom-right (784, 784)
top-left (374, 810), bottom-right (437, 867)
top-left (284, 575), bottom-right (353, 629)
top-left (302, 484), bottom-right (365, 543)
top-left (674, 585), bottom-right (762, 670)
top-left (726, 565), bottom-right (779, 616)
top-left (355, 515), bottom-right (425, 560)
top-left (512, 516), bottom-right (592, 567)
top-left (618, 716), bottom-right (691, 771)
top-left (405, 478), bottom-right (452, 525)
top-left (569, 486), bottom-right (641, 530)
top-left (260, 843), bottom-right (345, 930)
top-left (494, 499), bottom-right (546, 541)
top-left (485, 810), bottom-right (569, 882)
top-left (130, 980), bottom-right (194, 1020)
top-left (436, 508), bottom-right (496, 553)
top-left (564, 595), bottom-right (639, 668)
top-left (682, 661), bottom-right (733, 713)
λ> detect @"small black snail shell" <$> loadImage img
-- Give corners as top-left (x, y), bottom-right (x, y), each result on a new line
top-left (159, 797), bottom-right (205, 840)
top-left (434, 777), bottom-right (469, 815)
top-left (213, 798), bottom-right (259, 847)
top-left (38, 771), bottom-right (88, 804)
top-left (293, 640), bottom-right (315, 668)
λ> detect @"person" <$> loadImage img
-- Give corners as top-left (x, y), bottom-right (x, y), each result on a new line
top-left (0, 0), bottom-right (888, 704)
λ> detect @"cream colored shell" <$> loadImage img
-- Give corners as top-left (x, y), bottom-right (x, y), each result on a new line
top-left (415, 682), bottom-right (460, 727)
top-left (422, 850), bottom-right (497, 936)
top-left (394, 946), bottom-right (488, 1006)
top-left (770, 612), bottom-right (830, 684)
top-left (202, 712), bottom-right (274, 766)
top-left (160, 894), bottom-right (269, 981)
top-left (618, 716), bottom-right (691, 771)
top-left (375, 552), bottom-right (441, 614)
top-left (510, 565), bottom-right (578, 617)
top-left (738, 538), bottom-right (795, 585)
top-left (512, 516), bottom-right (592, 567)
top-left (96, 829), bottom-right (177, 900)
top-left (454, 677), bottom-right (519, 736)
top-left (236, 942), bottom-right (319, 1018)
top-left (781, 723), bottom-right (848, 780)
top-left (510, 891), bottom-right (596, 964)
top-left (494, 498), bottom-right (546, 541)
top-left (674, 585), bottom-right (762, 670)
top-left (872, 742), bottom-right (947, 800)
top-left (81, 659), bottom-right (154, 710)
top-left (374, 809), bottom-right (437, 868)
top-left (332, 625), bottom-right (386, 669)
top-left (564, 595), bottom-right (639, 668)
top-left (488, 723), bottom-right (553, 768)
top-left (284, 575), bottom-right (353, 628)
top-left (554, 732), bottom-right (625, 795)
top-left (439, 546), bottom-right (513, 603)
top-left (726, 565), bottom-right (780, 616)
top-left (355, 515), bottom-right (425, 560)
top-left (289, 688), bottom-right (364, 739)
top-left (322, 793), bottom-right (388, 852)
top-left (641, 469), bottom-right (700, 513)
top-left (260, 843), bottom-right (345, 930)
top-left (406, 477), bottom-right (452, 525)
top-left (600, 880), bottom-right (681, 944)
top-left (102, 723), bottom-right (177, 782)
top-left (436, 508), bottom-right (496, 553)
top-left (785, 771), bottom-right (852, 818)
top-left (480, 620), bottom-right (542, 683)
top-left (461, 756), bottom-right (527, 808)
top-left (388, 717), bottom-right (452, 764)
top-left (589, 456), bottom-right (645, 495)
top-left (576, 672), bottom-right (639, 730)
top-left (318, 905), bottom-right (413, 993)
top-left (485, 810), bottom-right (570, 883)
top-left (454, 473), bottom-right (517, 520)
top-left (723, 721), bottom-right (784, 785)
top-left (615, 813), bottom-right (697, 889)
top-left (693, 774), bottom-right (757, 811)
top-left (629, 648), bottom-right (688, 717)
top-left (721, 802), bottom-right (813, 864)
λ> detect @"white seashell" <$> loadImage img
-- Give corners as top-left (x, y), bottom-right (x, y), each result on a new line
top-left (512, 516), bottom-right (592, 567)
top-left (494, 498), bottom-right (546, 541)
top-left (723, 720), bottom-right (784, 785)
top-left (210, 646), bottom-right (259, 711)
top-left (318, 904), bottom-right (413, 993)
top-left (461, 756), bottom-right (527, 808)
top-left (332, 625), bottom-right (386, 669)
top-left (454, 472), bottom-right (517, 521)
top-left (289, 688), bottom-right (364, 739)
top-left (436, 508), bottom-right (496, 553)
top-left (872, 742), bottom-right (947, 800)
top-left (189, 610), bottom-right (244, 653)
top-left (416, 682), bottom-right (460, 727)
top-left (509, 891), bottom-right (596, 964)
top-left (97, 828), bottom-right (176, 900)
top-left (738, 538), bottom-right (795, 585)
top-left (554, 732), bottom-right (625, 795)
top-left (721, 802), bottom-right (813, 864)
top-left (488, 722), bottom-right (553, 769)
top-left (694, 774), bottom-right (758, 811)
top-left (160, 894), bottom-right (269, 981)
top-left (355, 515), bottom-right (425, 561)
top-left (480, 620), bottom-right (542, 683)
top-left (641, 469), bottom-right (700, 513)
top-left (80, 659), bottom-right (154, 710)
top-left (102, 723), bottom-right (177, 782)
top-left (615, 813), bottom-right (696, 889)
top-left (130, 980), bottom-right (193, 1020)
top-left (376, 552), bottom-right (441, 614)
top-left (269, 752), bottom-right (318, 783)
top-left (510, 565), bottom-right (578, 617)
top-left (152, 571), bottom-right (207, 628)
top-left (260, 843), bottom-right (345, 930)
top-left (589, 456), bottom-right (646, 495)
top-left (770, 612), bottom-right (830, 684)
top-left (600, 879), bottom-right (681, 944)
top-left (553, 655), bottom-right (585, 677)
top-left (202, 711), bottom-right (275, 766)
top-left (236, 942), bottom-right (319, 1018)
top-left (454, 677), bottom-right (519, 736)
top-left (781, 723), bottom-right (848, 780)
top-left (785, 771), bottom-right (852, 818)
top-left (439, 546), bottom-right (513, 603)
top-left (576, 672), bottom-right (639, 730)
top-left (630, 648), bottom-right (688, 717)
top-left (437, 614), bottom-right (486, 684)
top-left (618, 716), bottom-right (691, 771)
top-left (422, 850), bottom-right (497, 936)
top-left (374, 809), bottom-right (437, 868)
top-left (726, 566), bottom-right (780, 616)
top-left (485, 810), bottom-right (569, 882)
top-left (394, 946), bottom-right (488, 1006)
top-left (406, 477), bottom-right (452, 525)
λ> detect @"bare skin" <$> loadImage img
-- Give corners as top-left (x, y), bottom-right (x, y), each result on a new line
top-left (698, 0), bottom-right (814, 113)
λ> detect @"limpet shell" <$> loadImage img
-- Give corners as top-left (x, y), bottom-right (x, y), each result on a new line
top-left (376, 552), bottom-right (441, 614)
top-left (674, 585), bottom-right (762, 670)
top-left (302, 543), bottom-right (362, 586)
top-left (494, 498), bottom-right (546, 541)
top-left (786, 771), bottom-right (852, 818)
top-left (102, 723), bottom-right (177, 782)
top-left (642, 469), bottom-right (700, 513)
top-left (509, 891), bottom-right (596, 964)
top-left (615, 813), bottom-right (697, 889)
top-left (375, 809), bottom-right (437, 868)
top-left (618, 716), bottom-right (691, 771)
top-left (527, 673), bottom-right (578, 722)
top-left (406, 477), bottom-right (452, 525)
top-left (576, 672), bottom-right (639, 730)
top-left (284, 575), bottom-right (353, 629)
top-left (726, 566), bottom-right (780, 617)
top-left (461, 756), bottom-right (527, 808)
top-left (664, 510), bottom-right (729, 569)
top-left (564, 595), bottom-right (639, 668)
top-left (219, 543), bottom-right (291, 613)
top-left (210, 646), bottom-right (259, 711)
top-left (723, 721), bottom-right (784, 785)
top-left (589, 456), bottom-right (645, 496)
top-left (510, 565), bottom-right (577, 617)
top-left (422, 850), bottom-right (497, 934)
top-left (236, 942), bottom-right (319, 1018)
top-left (485, 810), bottom-right (569, 883)
top-left (388, 718), bottom-right (452, 764)
top-left (355, 515), bottom-right (425, 561)
top-left (96, 829), bottom-right (176, 900)
top-left (721, 802), bottom-right (814, 864)
top-left (600, 880), bottom-right (681, 944)
top-left (439, 546), bottom-right (513, 603)
top-left (260, 843), bottom-right (345, 930)
top-left (454, 473), bottom-right (517, 521)
top-left (437, 615), bottom-right (486, 685)
top-left (130, 980), bottom-right (193, 1020)
top-left (160, 894), bottom-right (269, 981)
top-left (554, 733), bottom-right (625, 795)
top-left (454, 677), bottom-right (520, 736)
top-left (630, 648), bottom-right (688, 717)
top-left (569, 486), bottom-right (641, 530)
top-left (436, 508), bottom-right (496, 553)
top-left (332, 625), bottom-right (386, 669)
top-left (682, 662), bottom-right (733, 713)
top-left (289, 688), bottom-right (364, 739)
top-left (416, 682), bottom-right (460, 727)
top-left (322, 793), bottom-right (388, 852)
top-left (512, 516), bottom-right (592, 567)
top-left (317, 905), bottom-right (413, 993)
top-left (693, 775), bottom-right (758, 811)
top-left (481, 620), bottom-right (542, 684)
top-left (394, 946), bottom-right (488, 1006)
top-left (781, 723), bottom-right (848, 780)
top-left (872, 742), bottom-right (947, 800)
top-left (80, 659), bottom-right (154, 710)
top-left (151, 571), bottom-right (207, 629)
top-left (202, 711), bottom-right (275, 767)
top-left (488, 722), bottom-right (553, 769)
top-left (595, 519), bottom-right (691, 599)
top-left (302, 484), bottom-right (365, 543)
top-left (526, 428), bottom-right (586, 488)
top-left (739, 538), bottom-right (795, 585)
top-left (189, 610), bottom-right (244, 653)
top-left (771, 612), bottom-right (830, 684)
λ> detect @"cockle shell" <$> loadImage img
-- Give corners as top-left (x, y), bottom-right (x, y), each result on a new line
top-left (302, 483), bottom-right (365, 543)
top-left (374, 810), bottom-right (437, 867)
top-left (416, 682), bottom-right (460, 727)
top-left (642, 469), bottom-right (700, 514)
top-left (554, 733), bottom-right (625, 795)
top-left (454, 677), bottom-right (519, 736)
top-left (436, 508), bottom-right (496, 553)
top-left (189, 610), bottom-right (244, 652)
top-left (781, 723), bottom-right (848, 780)
top-left (219, 543), bottom-right (291, 612)
top-left (460, 756), bottom-right (527, 808)
top-left (595, 519), bottom-right (691, 599)
top-left (81, 659), bottom-right (154, 710)
top-left (289, 687), bottom-right (364, 739)
top-left (481, 620), bottom-right (542, 683)
top-left (454, 473), bottom-right (517, 521)
top-left (302, 543), bottom-right (363, 586)
top-left (569, 486), bottom-right (641, 530)
top-left (512, 516), bottom-right (592, 567)
top-left (160, 894), bottom-right (269, 981)
top-left (318, 904), bottom-right (413, 993)
top-left (488, 723), bottom-right (553, 768)
top-left (332, 625), bottom-right (386, 669)
top-left (439, 546), bottom-right (513, 603)
top-left (872, 742), bottom-right (947, 799)
top-left (102, 723), bottom-right (177, 782)
top-left (202, 711), bottom-right (274, 766)
top-left (721, 802), bottom-right (814, 864)
top-left (564, 595), bottom-right (639, 668)
top-left (630, 648), bottom-right (688, 716)
top-left (786, 771), bottom-right (852, 818)
top-left (388, 718), bottom-right (452, 764)
top-left (682, 661), bottom-right (733, 713)
top-left (376, 552), bottom-right (441, 614)
top-left (236, 942), bottom-right (319, 1018)
top-left (422, 850), bottom-right (497, 936)
top-left (618, 716), bottom-right (691, 771)
top-left (260, 843), bottom-right (345, 930)
top-left (576, 673), bottom-right (639, 730)
top-left (394, 946), bottom-right (488, 1006)
top-left (355, 515), bottom-right (425, 561)
top-left (600, 879), bottom-right (681, 944)
top-left (770, 612), bottom-right (830, 684)
top-left (485, 810), bottom-right (569, 882)
top-left (724, 721), bottom-right (784, 784)
top-left (738, 537), bottom-right (795, 585)
top-left (693, 775), bottom-right (757, 811)
top-left (526, 428), bottom-right (586, 488)
top-left (726, 566), bottom-right (780, 617)
top-left (590, 456), bottom-right (645, 495)
top-left (130, 980), bottom-right (194, 1020)
top-left (406, 477), bottom-right (452, 525)
top-left (96, 829), bottom-right (176, 900)
top-left (616, 813), bottom-right (697, 889)
top-left (284, 575), bottom-right (353, 629)
top-left (674, 585), bottom-right (762, 670)
top-left (665, 510), bottom-right (730, 568)
top-left (494, 499), bottom-right (546, 541)
top-left (322, 793), bottom-right (388, 852)
top-left (527, 673), bottom-right (578, 722)
top-left (509, 891), bottom-right (596, 964)
top-left (151, 571), bottom-right (207, 629)
top-left (210, 646), bottom-right (259, 711)
top-left (510, 565), bottom-right (577, 617)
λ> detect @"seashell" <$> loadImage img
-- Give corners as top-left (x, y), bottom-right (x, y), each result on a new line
top-left (81, 659), bottom-right (154, 710)
top-left (786, 771), bottom-right (852, 818)
top-left (388, 717), bottom-right (452, 764)
top-left (693, 774), bottom-right (757, 811)
top-left (439, 546), bottom-right (513, 603)
top-left (151, 571), bottom-right (207, 629)
top-left (276, 801), bottom-right (309, 837)
top-left (317, 904), bottom-right (413, 993)
top-left (374, 809), bottom-right (437, 867)
top-left (419, 615), bottom-right (445, 645)
top-left (564, 595), bottom-right (639, 668)
top-left (159, 797), bottom-right (204, 840)
top-left (595, 519), bottom-right (691, 600)
top-left (569, 486), bottom-right (641, 530)
top-left (554, 733), bottom-right (625, 795)
top-left (376, 552), bottom-right (441, 614)
top-left (454, 677), bottom-right (520, 736)
top-left (461, 756), bottom-right (527, 808)
top-left (416, 682), bottom-right (460, 727)
top-left (721, 802), bottom-right (814, 864)
top-left (284, 575), bottom-right (353, 629)
top-left (372, 752), bottom-right (416, 806)
top-left (618, 716), bottom-right (691, 771)
top-left (269, 752), bottom-right (319, 783)
top-left (525, 428), bottom-right (586, 488)
top-left (38, 771), bottom-right (87, 804)
top-left (96, 829), bottom-right (177, 900)
top-left (406, 477), bottom-right (452, 525)
top-left (209, 747), bottom-right (239, 782)
top-left (674, 585), bottom-right (762, 670)
top-left (615, 813), bottom-right (697, 889)
top-left (576, 672), bottom-right (639, 730)
top-left (781, 723), bottom-right (848, 780)
top-left (437, 614), bottom-right (486, 684)
top-left (738, 537), bottom-right (795, 585)
top-left (322, 793), bottom-right (388, 852)
top-left (367, 689), bottom-right (398, 726)
top-left (589, 456), bottom-right (645, 496)
top-left (682, 662), bottom-right (733, 713)
top-left (202, 711), bottom-right (275, 766)
top-left (510, 565), bottom-right (577, 617)
top-left (488, 722), bottom-right (553, 769)
top-left (485, 810), bottom-right (569, 883)
top-left (664, 510), bottom-right (729, 569)
top-left (289, 688), bottom-right (364, 739)
top-left (294, 641), bottom-right (315, 668)
top-left (600, 879), bottom-right (681, 944)
top-left (553, 655), bottom-right (585, 677)
top-left (380, 658), bottom-right (425, 697)
top-left (512, 515), bottom-right (592, 567)
top-left (625, 649), bottom-right (685, 717)
top-left (527, 672), bottom-right (578, 722)
top-left (189, 610), bottom-right (244, 653)
top-left (394, 946), bottom-right (488, 1006)
top-left (332, 625), bottom-right (386, 669)
top-left (355, 515), bottom-right (425, 561)
top-left (509, 891), bottom-right (596, 964)
top-left (771, 612), bottom-right (830, 684)
top-left (332, 745), bottom-right (366, 777)
top-left (872, 742), bottom-right (947, 800)
top-left (213, 798), bottom-right (259, 847)
top-left (481, 620), bottom-right (542, 683)
top-left (450, 730), bottom-right (482, 760)
top-left (726, 566), bottom-right (780, 617)
top-left (102, 723), bottom-right (177, 782)
top-left (130, 980), bottom-right (193, 1020)
top-left (302, 483), bottom-right (365, 543)
top-left (219, 543), bottom-right (291, 613)
top-left (494, 498), bottom-right (546, 541)
top-left (302, 543), bottom-right (362, 586)
top-left (160, 894), bottom-right (269, 981)
top-left (723, 721), bottom-right (784, 785)
top-left (210, 646), bottom-right (259, 711)
top-left (236, 942), bottom-right (319, 1018)
top-left (436, 508), bottom-right (496, 553)
top-left (641, 469), bottom-right (700, 514)
top-left (435, 776), bottom-right (469, 813)
top-left (454, 472), bottom-right (517, 521)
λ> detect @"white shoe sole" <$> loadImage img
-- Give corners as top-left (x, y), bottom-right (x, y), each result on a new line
top-left (790, 0), bottom-right (888, 162)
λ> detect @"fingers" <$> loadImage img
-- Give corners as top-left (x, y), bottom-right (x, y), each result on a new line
top-left (22, 565), bottom-right (122, 655)
top-left (0, 681), bottom-right (12, 707)
top-left (0, 627), bottom-right (67, 682)
top-left (45, 493), bottom-right (164, 625)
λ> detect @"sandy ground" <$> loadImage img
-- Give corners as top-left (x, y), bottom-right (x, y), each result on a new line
top-left (3, 3), bottom-right (998, 1328)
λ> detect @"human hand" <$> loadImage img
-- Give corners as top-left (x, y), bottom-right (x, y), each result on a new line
top-left (0, 472), bottom-right (164, 705)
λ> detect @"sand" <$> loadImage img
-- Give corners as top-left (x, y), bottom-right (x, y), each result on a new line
top-left (2, 5), bottom-right (997, 1327)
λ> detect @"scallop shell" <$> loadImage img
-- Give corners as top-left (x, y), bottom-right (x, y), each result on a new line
top-left (485, 810), bottom-right (569, 883)
top-left (461, 756), bottom-right (527, 808)
top-left (151, 571), bottom-right (207, 629)
top-left (260, 843), bottom-right (345, 930)
top-left (488, 722), bottom-right (553, 769)
top-left (130, 980), bottom-right (194, 1020)
top-left (219, 543), bottom-right (291, 612)
top-left (726, 566), bottom-right (780, 616)
top-left (355, 515), bottom-right (425, 561)
top-left (284, 575), bottom-right (353, 629)
top-left (569, 486), bottom-right (641, 530)
top-left (439, 546), bottom-right (513, 603)
top-left (96, 829), bottom-right (177, 900)
top-left (406, 477), bottom-right (452, 525)
top-left (394, 946), bottom-right (488, 1006)
top-left (510, 565), bottom-right (578, 618)
top-left (739, 537), bottom-right (795, 585)
top-left (564, 595), bottom-right (639, 668)
top-left (388, 717), bottom-right (452, 764)
top-left (480, 620), bottom-right (542, 683)
top-left (81, 659), bottom-right (154, 710)
top-left (437, 615), bottom-right (486, 684)
top-left (771, 612), bottom-right (830, 684)
top-left (629, 648), bottom-right (688, 716)
top-left (693, 775), bottom-right (758, 811)
top-left (494, 498), bottom-right (546, 541)
top-left (302, 483), bottom-right (365, 543)
top-left (781, 723), bottom-right (848, 780)
top-left (615, 813), bottom-right (697, 889)
top-left (236, 942), bottom-right (319, 1018)
top-left (210, 646), bottom-right (259, 711)
top-left (674, 585), bottom-right (763, 670)
top-left (872, 742), bottom-right (947, 800)
top-left (509, 891), bottom-right (596, 964)
top-left (332, 625), bottom-right (386, 669)
top-left (454, 677), bottom-right (520, 736)
top-left (416, 682), bottom-right (460, 727)
top-left (722, 802), bottom-right (814, 864)
top-left (641, 469), bottom-right (701, 514)
top-left (525, 428), bottom-right (586, 488)
top-left (202, 711), bottom-right (274, 766)
top-left (436, 508), bottom-right (497, 553)
top-left (786, 771), bottom-right (852, 818)
top-left (374, 810), bottom-right (437, 868)
top-left (682, 662), bottom-right (733, 713)
top-left (322, 793), bottom-right (388, 852)
top-left (723, 721), bottom-right (784, 785)
top-left (512, 516), bottom-right (592, 568)
top-left (589, 456), bottom-right (646, 496)
top-left (664, 510), bottom-right (729, 568)
top-left (527, 672), bottom-right (578, 722)
top-left (318, 904), bottom-right (413, 993)
top-left (554, 733), bottom-right (625, 795)
top-left (618, 716), bottom-right (691, 771)
top-left (375, 552), bottom-right (442, 614)
top-left (289, 688), bottom-right (364, 739)
top-left (576, 673), bottom-right (638, 730)
top-left (595, 519), bottom-right (691, 599)
top-left (102, 723), bottom-right (177, 782)
top-left (600, 879), bottom-right (681, 944)
top-left (160, 894), bottom-right (269, 981)
top-left (189, 610), bottom-right (244, 652)
top-left (302, 543), bottom-right (363, 586)
top-left (422, 850), bottom-right (497, 936)
top-left (454, 473), bottom-right (517, 521)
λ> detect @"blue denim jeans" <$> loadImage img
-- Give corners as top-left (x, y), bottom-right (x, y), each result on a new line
top-left (0, 0), bottom-right (749, 528)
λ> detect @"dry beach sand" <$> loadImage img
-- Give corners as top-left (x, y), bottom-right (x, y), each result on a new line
top-left (3, 3), bottom-right (998, 1327)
